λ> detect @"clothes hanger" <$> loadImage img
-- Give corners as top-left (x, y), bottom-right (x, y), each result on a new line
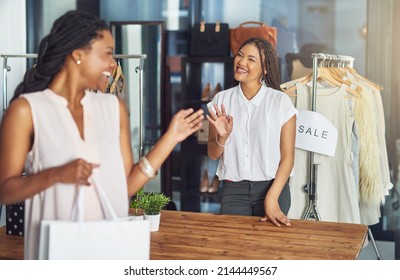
top-left (345, 67), bottom-right (383, 91)
top-left (319, 66), bottom-right (362, 98)
top-left (323, 56), bottom-right (363, 96)
top-left (283, 67), bottom-right (361, 98)
top-left (314, 55), bottom-right (362, 97)
top-left (109, 60), bottom-right (123, 93)
top-left (283, 54), bottom-right (362, 98)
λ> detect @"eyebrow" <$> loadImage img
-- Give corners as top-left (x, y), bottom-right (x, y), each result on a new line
top-left (237, 50), bottom-right (258, 60)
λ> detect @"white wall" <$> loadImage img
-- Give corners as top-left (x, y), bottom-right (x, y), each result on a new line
top-left (0, 0), bottom-right (75, 120)
top-left (0, 0), bottom-right (26, 226)
top-left (222, 0), bottom-right (262, 27)
top-left (0, 0), bottom-right (26, 121)
top-left (335, 0), bottom-right (367, 75)
top-left (42, 0), bottom-right (76, 36)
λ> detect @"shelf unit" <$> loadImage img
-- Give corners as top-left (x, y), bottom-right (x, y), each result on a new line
top-left (177, 56), bottom-right (234, 212)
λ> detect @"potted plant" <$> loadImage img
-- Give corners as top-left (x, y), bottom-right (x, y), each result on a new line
top-left (129, 189), bottom-right (144, 220)
top-left (138, 192), bottom-right (171, 231)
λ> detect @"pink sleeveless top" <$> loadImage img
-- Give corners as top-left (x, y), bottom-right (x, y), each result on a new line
top-left (22, 89), bottom-right (129, 259)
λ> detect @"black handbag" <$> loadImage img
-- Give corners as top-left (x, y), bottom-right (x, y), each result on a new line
top-left (189, 21), bottom-right (230, 56)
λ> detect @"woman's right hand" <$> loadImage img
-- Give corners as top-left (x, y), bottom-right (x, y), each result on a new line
top-left (55, 159), bottom-right (100, 186)
top-left (206, 103), bottom-right (233, 139)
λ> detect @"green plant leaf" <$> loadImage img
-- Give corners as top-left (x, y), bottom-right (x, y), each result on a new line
top-left (137, 192), bottom-right (171, 215)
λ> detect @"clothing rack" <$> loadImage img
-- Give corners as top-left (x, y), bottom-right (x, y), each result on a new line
top-left (0, 53), bottom-right (146, 223)
top-left (114, 54), bottom-right (147, 158)
top-left (303, 52), bottom-right (382, 260)
top-left (302, 53), bottom-right (354, 221)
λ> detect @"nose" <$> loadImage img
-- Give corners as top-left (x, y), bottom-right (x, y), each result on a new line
top-left (234, 56), bottom-right (244, 68)
top-left (111, 57), bottom-right (117, 69)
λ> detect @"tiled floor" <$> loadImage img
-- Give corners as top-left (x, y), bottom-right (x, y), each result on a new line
top-left (358, 240), bottom-right (395, 260)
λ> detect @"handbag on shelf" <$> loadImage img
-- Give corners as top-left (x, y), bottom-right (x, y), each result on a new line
top-left (229, 21), bottom-right (277, 56)
top-left (38, 172), bottom-right (151, 260)
top-left (189, 21), bottom-right (230, 57)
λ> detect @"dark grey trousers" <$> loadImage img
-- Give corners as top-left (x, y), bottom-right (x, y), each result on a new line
top-left (219, 179), bottom-right (291, 217)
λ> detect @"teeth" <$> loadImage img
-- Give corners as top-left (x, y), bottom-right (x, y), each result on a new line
top-left (236, 67), bottom-right (247, 73)
top-left (103, 71), bottom-right (111, 77)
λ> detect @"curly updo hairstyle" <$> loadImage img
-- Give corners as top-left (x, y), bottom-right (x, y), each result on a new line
top-left (235, 37), bottom-right (281, 90)
top-left (11, 10), bottom-right (109, 102)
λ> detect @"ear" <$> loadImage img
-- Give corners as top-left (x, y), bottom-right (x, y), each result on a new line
top-left (71, 49), bottom-right (84, 65)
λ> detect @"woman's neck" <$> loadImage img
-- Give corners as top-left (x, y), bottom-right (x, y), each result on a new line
top-left (49, 69), bottom-right (85, 107)
top-left (240, 81), bottom-right (262, 100)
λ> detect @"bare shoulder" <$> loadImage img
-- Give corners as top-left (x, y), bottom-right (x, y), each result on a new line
top-left (1, 97), bottom-right (33, 130)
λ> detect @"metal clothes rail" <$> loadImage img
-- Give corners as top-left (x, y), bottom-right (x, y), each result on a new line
top-left (303, 52), bottom-right (382, 260)
top-left (302, 53), bottom-right (355, 221)
top-left (1, 53), bottom-right (147, 157)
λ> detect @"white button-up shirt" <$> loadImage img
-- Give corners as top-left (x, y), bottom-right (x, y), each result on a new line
top-left (208, 84), bottom-right (298, 181)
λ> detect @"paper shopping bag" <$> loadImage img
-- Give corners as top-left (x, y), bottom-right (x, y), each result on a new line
top-left (39, 219), bottom-right (150, 260)
top-left (38, 167), bottom-right (152, 260)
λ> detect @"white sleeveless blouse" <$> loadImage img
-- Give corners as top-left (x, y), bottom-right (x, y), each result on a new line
top-left (22, 89), bottom-right (129, 259)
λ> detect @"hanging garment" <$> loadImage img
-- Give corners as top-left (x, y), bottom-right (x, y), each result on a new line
top-left (287, 82), bottom-right (361, 224)
top-left (344, 72), bottom-right (393, 225)
top-left (21, 89), bottom-right (129, 259)
top-left (367, 83), bottom-right (392, 195)
top-left (104, 64), bottom-right (129, 105)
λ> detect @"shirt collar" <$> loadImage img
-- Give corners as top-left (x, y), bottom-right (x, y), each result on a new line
top-left (237, 83), bottom-right (267, 106)
top-left (44, 88), bottom-right (91, 107)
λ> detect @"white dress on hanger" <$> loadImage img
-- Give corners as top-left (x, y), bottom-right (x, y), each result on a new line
top-left (288, 82), bottom-right (361, 224)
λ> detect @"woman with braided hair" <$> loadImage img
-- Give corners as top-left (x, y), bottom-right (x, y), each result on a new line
top-left (206, 37), bottom-right (297, 227)
top-left (0, 10), bottom-right (203, 259)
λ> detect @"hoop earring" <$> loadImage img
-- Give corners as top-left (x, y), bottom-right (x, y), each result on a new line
top-left (259, 76), bottom-right (265, 85)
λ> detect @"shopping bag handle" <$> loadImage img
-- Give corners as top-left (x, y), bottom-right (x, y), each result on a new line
top-left (70, 170), bottom-right (118, 222)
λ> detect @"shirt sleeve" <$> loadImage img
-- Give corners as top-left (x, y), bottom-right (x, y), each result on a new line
top-left (280, 93), bottom-right (298, 126)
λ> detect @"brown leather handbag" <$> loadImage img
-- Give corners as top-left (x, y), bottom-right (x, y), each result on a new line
top-left (229, 21), bottom-right (277, 56)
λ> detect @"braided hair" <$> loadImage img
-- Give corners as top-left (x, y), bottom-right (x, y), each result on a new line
top-left (235, 37), bottom-right (281, 90)
top-left (11, 10), bottom-right (109, 102)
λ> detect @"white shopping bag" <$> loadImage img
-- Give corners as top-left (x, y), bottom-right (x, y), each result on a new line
top-left (38, 172), bottom-right (151, 260)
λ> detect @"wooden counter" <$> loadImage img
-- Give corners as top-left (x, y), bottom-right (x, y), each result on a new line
top-left (0, 210), bottom-right (367, 260)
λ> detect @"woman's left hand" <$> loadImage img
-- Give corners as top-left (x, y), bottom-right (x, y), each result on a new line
top-left (206, 103), bottom-right (233, 139)
top-left (168, 108), bottom-right (204, 143)
top-left (260, 197), bottom-right (291, 227)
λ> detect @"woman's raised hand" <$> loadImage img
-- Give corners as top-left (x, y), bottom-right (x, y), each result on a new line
top-left (168, 108), bottom-right (204, 143)
top-left (206, 103), bottom-right (233, 139)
